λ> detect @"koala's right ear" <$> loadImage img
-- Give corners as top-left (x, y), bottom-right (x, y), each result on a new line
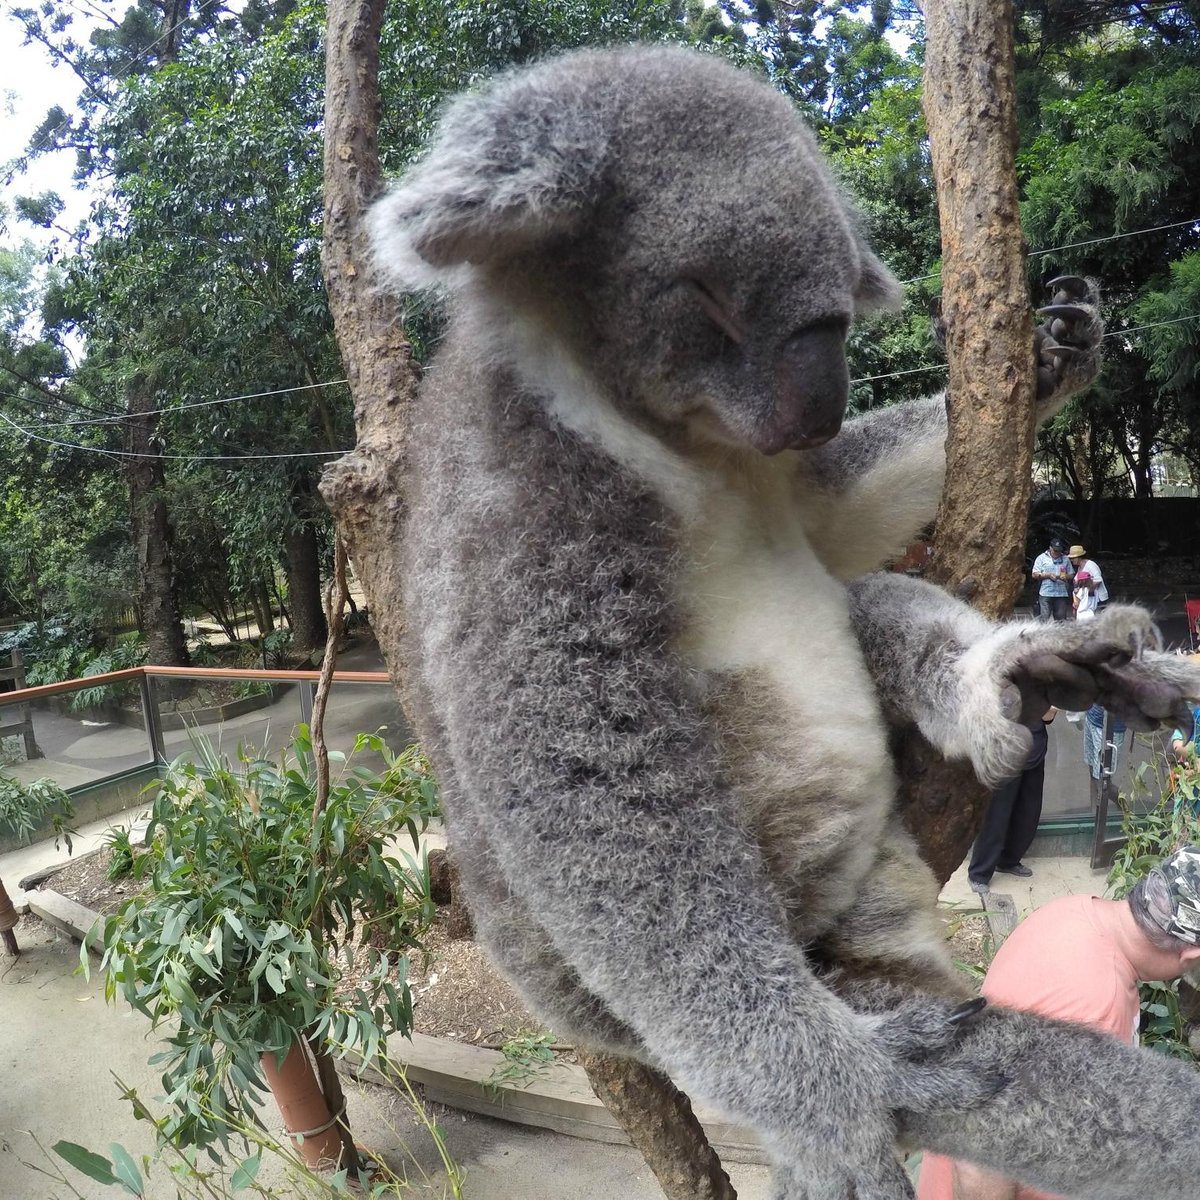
top-left (368, 73), bottom-right (607, 291)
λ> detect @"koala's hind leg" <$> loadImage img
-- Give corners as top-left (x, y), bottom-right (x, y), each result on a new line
top-left (812, 825), bottom-right (970, 1001)
top-left (453, 838), bottom-right (645, 1059)
top-left (844, 977), bottom-right (1200, 1200)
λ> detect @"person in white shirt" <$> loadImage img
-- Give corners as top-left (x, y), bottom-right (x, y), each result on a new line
top-left (1067, 544), bottom-right (1108, 610)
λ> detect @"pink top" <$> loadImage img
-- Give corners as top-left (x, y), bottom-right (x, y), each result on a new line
top-left (915, 895), bottom-right (1141, 1200)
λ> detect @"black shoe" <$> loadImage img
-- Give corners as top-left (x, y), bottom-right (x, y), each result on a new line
top-left (996, 863), bottom-right (1033, 878)
top-left (968, 879), bottom-right (990, 895)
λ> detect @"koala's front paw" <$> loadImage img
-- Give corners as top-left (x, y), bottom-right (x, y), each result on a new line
top-left (1035, 274), bottom-right (1103, 415)
top-left (872, 995), bottom-right (1002, 1113)
top-left (958, 606), bottom-right (1165, 784)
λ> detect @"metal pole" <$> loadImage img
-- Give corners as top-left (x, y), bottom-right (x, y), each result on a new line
top-left (141, 674), bottom-right (167, 765)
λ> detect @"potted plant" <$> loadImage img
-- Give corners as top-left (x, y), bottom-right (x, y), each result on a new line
top-left (89, 729), bottom-right (437, 1171)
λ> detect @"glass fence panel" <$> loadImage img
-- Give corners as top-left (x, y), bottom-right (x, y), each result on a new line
top-left (149, 677), bottom-right (410, 773)
top-left (320, 680), bottom-right (414, 773)
top-left (1040, 711), bottom-right (1174, 823)
top-left (155, 678), bottom-right (306, 764)
top-left (0, 686), bottom-right (155, 792)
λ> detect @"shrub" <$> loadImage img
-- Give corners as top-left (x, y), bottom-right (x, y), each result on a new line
top-left (91, 730), bottom-right (439, 1149)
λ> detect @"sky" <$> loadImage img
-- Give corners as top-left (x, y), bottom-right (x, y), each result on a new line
top-left (1, 8), bottom-right (97, 248)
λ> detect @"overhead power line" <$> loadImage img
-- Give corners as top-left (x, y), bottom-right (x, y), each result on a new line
top-left (0, 408), bottom-right (347, 463)
top-left (850, 310), bottom-right (1200, 388)
top-left (900, 215), bottom-right (1200, 286)
top-left (30, 378), bottom-right (352, 430)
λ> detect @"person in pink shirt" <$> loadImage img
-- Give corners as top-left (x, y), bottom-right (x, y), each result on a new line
top-left (917, 844), bottom-right (1200, 1200)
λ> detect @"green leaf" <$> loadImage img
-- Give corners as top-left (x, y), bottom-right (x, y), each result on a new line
top-left (52, 1141), bottom-right (119, 1187)
top-left (230, 1153), bottom-right (262, 1191)
top-left (108, 1142), bottom-right (145, 1196)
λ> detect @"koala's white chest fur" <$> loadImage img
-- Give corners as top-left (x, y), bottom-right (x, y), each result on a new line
top-left (678, 457), bottom-right (897, 927)
top-left (548, 377), bottom-right (897, 926)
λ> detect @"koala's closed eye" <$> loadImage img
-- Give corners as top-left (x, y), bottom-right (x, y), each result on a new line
top-left (682, 276), bottom-right (749, 348)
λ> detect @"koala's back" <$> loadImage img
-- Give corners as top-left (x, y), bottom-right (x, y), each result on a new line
top-left (398, 327), bottom-right (710, 823)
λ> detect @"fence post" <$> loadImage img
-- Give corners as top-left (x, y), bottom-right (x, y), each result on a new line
top-left (141, 674), bottom-right (167, 765)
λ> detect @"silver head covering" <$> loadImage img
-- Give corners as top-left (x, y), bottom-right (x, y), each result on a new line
top-left (1143, 845), bottom-right (1200, 945)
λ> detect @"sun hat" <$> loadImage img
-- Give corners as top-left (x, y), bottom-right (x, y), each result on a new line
top-left (1067, 544), bottom-right (1087, 558)
top-left (1142, 846), bottom-right (1200, 945)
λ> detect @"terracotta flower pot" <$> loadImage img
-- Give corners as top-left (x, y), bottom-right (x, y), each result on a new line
top-left (260, 1041), bottom-right (346, 1170)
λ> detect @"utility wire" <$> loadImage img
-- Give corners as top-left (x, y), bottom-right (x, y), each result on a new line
top-left (0, 408), bottom-right (347, 463)
top-left (850, 310), bottom-right (1200, 387)
top-left (31, 378), bottom-right (352, 429)
top-left (5, 311), bottom-right (1198, 454)
top-left (899, 216), bottom-right (1200, 286)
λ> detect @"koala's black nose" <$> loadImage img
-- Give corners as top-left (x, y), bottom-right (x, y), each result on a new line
top-left (755, 323), bottom-right (849, 455)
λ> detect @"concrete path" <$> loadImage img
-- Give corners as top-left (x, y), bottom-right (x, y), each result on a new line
top-left (0, 921), bottom-right (773, 1200)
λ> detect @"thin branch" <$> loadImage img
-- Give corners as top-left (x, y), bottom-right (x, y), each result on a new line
top-left (311, 536), bottom-right (349, 818)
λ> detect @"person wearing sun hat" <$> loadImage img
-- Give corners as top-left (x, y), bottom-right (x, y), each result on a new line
top-left (1067, 543), bottom-right (1108, 610)
top-left (919, 843), bottom-right (1200, 1200)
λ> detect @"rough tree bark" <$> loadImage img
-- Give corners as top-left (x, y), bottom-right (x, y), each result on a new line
top-left (317, 3), bottom-right (732, 1196)
top-left (126, 375), bottom-right (190, 671)
top-left (899, 0), bottom-right (1038, 886)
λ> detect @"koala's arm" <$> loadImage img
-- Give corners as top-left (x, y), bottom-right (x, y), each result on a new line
top-left (802, 278), bottom-right (1103, 581)
top-left (876, 988), bottom-right (1200, 1200)
top-left (847, 572), bottom-right (1200, 786)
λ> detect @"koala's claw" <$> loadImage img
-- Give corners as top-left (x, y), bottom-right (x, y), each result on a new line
top-left (1047, 273), bottom-right (1089, 300)
top-left (1034, 275), bottom-right (1102, 408)
top-left (947, 997), bottom-right (988, 1026)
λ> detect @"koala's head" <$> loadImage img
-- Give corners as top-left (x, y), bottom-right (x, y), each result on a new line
top-left (370, 45), bottom-right (902, 456)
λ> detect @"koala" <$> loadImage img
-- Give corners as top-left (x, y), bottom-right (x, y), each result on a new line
top-left (367, 44), bottom-right (1200, 1200)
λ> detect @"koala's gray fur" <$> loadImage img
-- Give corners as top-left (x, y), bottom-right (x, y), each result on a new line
top-left (368, 44), bottom-right (1200, 1200)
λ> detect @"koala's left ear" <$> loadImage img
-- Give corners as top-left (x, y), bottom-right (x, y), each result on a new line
top-left (368, 69), bottom-right (607, 291)
top-left (853, 244), bottom-right (904, 315)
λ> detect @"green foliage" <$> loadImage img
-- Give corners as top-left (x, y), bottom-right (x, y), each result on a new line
top-left (103, 825), bottom-right (142, 883)
top-left (484, 1030), bottom-right (557, 1094)
top-left (1106, 752), bottom-right (1200, 1060)
top-left (0, 771), bottom-right (74, 846)
top-left (67, 638), bottom-right (148, 712)
top-left (92, 732), bottom-right (439, 1150)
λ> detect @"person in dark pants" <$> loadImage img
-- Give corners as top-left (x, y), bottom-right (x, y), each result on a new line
top-left (1031, 537), bottom-right (1073, 620)
top-left (968, 707), bottom-right (1057, 895)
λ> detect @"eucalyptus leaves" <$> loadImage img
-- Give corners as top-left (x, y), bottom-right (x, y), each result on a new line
top-left (90, 730), bottom-right (438, 1149)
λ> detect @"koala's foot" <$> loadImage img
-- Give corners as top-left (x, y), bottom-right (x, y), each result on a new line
top-left (771, 999), bottom-right (999, 1200)
top-left (958, 605), bottom-right (1199, 785)
top-left (1035, 274), bottom-right (1103, 414)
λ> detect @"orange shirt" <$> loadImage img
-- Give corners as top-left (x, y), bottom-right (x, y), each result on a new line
top-left (916, 895), bottom-right (1141, 1200)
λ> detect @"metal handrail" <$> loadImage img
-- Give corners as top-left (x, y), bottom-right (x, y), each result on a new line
top-left (0, 665), bottom-right (392, 707)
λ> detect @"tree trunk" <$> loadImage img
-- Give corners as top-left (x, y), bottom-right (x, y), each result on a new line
top-left (253, 580), bottom-right (275, 636)
top-left (579, 1053), bottom-right (738, 1200)
top-left (283, 522), bottom-right (328, 657)
top-left (0, 876), bottom-right (19, 956)
top-left (126, 376), bottom-right (190, 671)
top-left (905, 0), bottom-right (1036, 883)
